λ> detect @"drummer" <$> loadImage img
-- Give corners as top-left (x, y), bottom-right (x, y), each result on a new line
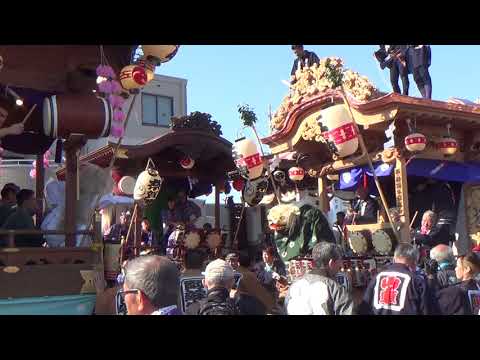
top-left (176, 190), bottom-right (201, 229)
top-left (0, 101), bottom-right (25, 138)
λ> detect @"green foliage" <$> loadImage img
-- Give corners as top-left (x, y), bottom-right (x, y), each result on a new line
top-left (324, 58), bottom-right (344, 88)
top-left (238, 104), bottom-right (257, 127)
top-left (170, 111), bottom-right (222, 136)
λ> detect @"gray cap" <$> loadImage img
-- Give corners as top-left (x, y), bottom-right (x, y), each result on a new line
top-left (204, 259), bottom-right (234, 284)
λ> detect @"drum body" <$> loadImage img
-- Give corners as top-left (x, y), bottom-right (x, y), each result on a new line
top-left (43, 95), bottom-right (112, 139)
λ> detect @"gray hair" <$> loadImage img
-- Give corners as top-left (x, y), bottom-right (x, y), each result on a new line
top-left (124, 255), bottom-right (180, 309)
top-left (422, 210), bottom-right (437, 224)
top-left (312, 242), bottom-right (343, 269)
top-left (394, 244), bottom-right (419, 265)
top-left (430, 244), bottom-right (454, 264)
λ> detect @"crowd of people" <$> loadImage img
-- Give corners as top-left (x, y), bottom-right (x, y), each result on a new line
top-left (115, 239), bottom-right (480, 316)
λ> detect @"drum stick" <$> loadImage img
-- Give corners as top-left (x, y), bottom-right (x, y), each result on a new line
top-left (409, 211), bottom-right (419, 229)
top-left (21, 104), bottom-right (37, 125)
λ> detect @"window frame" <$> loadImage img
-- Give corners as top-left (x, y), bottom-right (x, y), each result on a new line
top-left (141, 93), bottom-right (174, 128)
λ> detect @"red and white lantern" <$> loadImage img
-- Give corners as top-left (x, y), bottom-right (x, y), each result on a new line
top-left (180, 157), bottom-right (195, 170)
top-left (136, 57), bottom-right (156, 83)
top-left (320, 104), bottom-right (359, 158)
top-left (119, 65), bottom-right (148, 90)
top-left (405, 133), bottom-right (427, 152)
top-left (141, 45), bottom-right (180, 64)
top-left (288, 167), bottom-right (305, 181)
top-left (232, 138), bottom-right (264, 180)
top-left (438, 137), bottom-right (458, 156)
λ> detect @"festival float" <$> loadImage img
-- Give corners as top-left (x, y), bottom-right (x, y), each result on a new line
top-left (0, 45), bottom-right (185, 314)
top-left (256, 57), bottom-right (480, 295)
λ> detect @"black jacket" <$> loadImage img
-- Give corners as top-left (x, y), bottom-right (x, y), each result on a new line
top-left (359, 263), bottom-right (431, 315)
top-left (436, 279), bottom-right (479, 315)
top-left (435, 264), bottom-right (458, 289)
top-left (353, 198), bottom-right (379, 224)
top-left (413, 225), bottom-right (453, 248)
top-left (186, 287), bottom-right (239, 315)
top-left (291, 50), bottom-right (320, 76)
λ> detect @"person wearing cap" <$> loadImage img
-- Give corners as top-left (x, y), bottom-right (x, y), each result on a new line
top-left (0, 183), bottom-right (19, 227)
top-left (290, 45), bottom-right (320, 85)
top-left (186, 259), bottom-right (239, 315)
top-left (116, 255), bottom-right (181, 315)
top-left (435, 251), bottom-right (480, 315)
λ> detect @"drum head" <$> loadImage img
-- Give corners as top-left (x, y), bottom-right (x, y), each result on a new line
top-left (118, 176), bottom-right (136, 195)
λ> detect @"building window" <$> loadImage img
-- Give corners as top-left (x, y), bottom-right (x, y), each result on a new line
top-left (142, 94), bottom-right (174, 127)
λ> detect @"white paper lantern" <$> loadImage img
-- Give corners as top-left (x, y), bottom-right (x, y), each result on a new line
top-left (141, 45), bottom-right (180, 64)
top-left (405, 133), bottom-right (427, 152)
top-left (438, 137), bottom-right (458, 156)
top-left (118, 176), bottom-right (136, 195)
top-left (232, 137), bottom-right (264, 180)
top-left (288, 167), bottom-right (305, 181)
top-left (136, 57), bottom-right (156, 83)
top-left (319, 104), bottom-right (359, 158)
top-left (133, 168), bottom-right (163, 202)
top-left (119, 65), bottom-right (148, 90)
top-left (180, 157), bottom-right (195, 170)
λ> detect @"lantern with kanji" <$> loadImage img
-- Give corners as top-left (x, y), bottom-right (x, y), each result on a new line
top-left (119, 65), bottom-right (148, 90)
top-left (438, 137), bottom-right (458, 156)
top-left (288, 166), bottom-right (305, 181)
top-left (180, 157), bottom-right (195, 170)
top-left (134, 168), bottom-right (163, 203)
top-left (319, 104), bottom-right (359, 158)
top-left (141, 45), bottom-right (180, 64)
top-left (405, 132), bottom-right (427, 152)
top-left (232, 137), bottom-right (264, 180)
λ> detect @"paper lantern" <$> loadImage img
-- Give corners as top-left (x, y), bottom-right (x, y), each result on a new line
top-left (136, 57), bottom-right (156, 83)
top-left (405, 133), bottom-right (427, 152)
top-left (180, 157), bottom-right (195, 170)
top-left (232, 137), bottom-right (264, 180)
top-left (288, 167), bottom-right (305, 181)
top-left (118, 176), bottom-right (136, 196)
top-left (319, 104), bottom-right (359, 158)
top-left (232, 178), bottom-right (245, 192)
top-left (133, 168), bottom-right (163, 203)
top-left (438, 137), bottom-right (458, 156)
top-left (141, 45), bottom-right (180, 64)
top-left (119, 65), bottom-right (148, 90)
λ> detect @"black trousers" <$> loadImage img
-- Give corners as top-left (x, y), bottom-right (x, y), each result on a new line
top-left (390, 60), bottom-right (409, 95)
top-left (413, 66), bottom-right (432, 99)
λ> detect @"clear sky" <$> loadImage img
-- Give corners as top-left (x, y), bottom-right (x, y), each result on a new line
top-left (156, 45), bottom-right (480, 203)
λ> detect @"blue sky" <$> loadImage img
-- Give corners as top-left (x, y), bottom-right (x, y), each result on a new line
top-left (157, 45), bottom-right (480, 203)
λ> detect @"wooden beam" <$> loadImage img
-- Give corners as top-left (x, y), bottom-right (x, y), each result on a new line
top-left (317, 177), bottom-right (329, 213)
top-left (394, 157), bottom-right (410, 243)
top-left (215, 183), bottom-right (221, 229)
top-left (64, 135), bottom-right (87, 247)
top-left (35, 153), bottom-right (45, 227)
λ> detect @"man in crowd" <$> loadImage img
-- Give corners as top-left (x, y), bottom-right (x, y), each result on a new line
top-left (104, 211), bottom-right (131, 244)
top-left (2, 189), bottom-right (43, 247)
top-left (435, 251), bottom-right (480, 315)
top-left (359, 244), bottom-right (431, 315)
top-left (429, 244), bottom-right (458, 288)
top-left (413, 210), bottom-right (452, 248)
top-left (176, 190), bottom-right (201, 227)
top-left (352, 187), bottom-right (379, 224)
top-left (285, 242), bottom-right (354, 315)
top-left (186, 259), bottom-right (239, 315)
top-left (332, 211), bottom-right (346, 246)
top-left (374, 45), bottom-right (410, 95)
top-left (236, 252), bottom-right (276, 314)
top-left (290, 45), bottom-right (320, 84)
top-left (118, 255), bottom-right (181, 315)
top-left (0, 183), bottom-right (19, 227)
top-left (140, 218), bottom-right (155, 247)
